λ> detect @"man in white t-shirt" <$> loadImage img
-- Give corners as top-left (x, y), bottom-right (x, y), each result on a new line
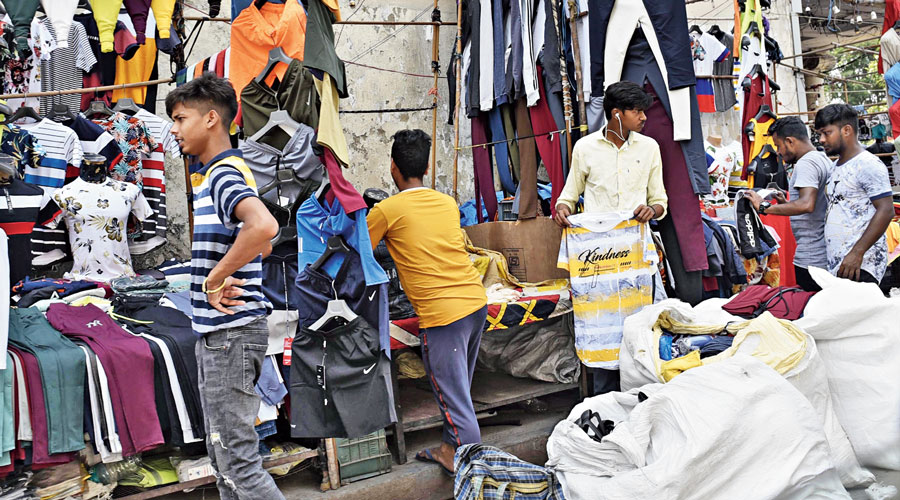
top-left (814, 104), bottom-right (893, 285)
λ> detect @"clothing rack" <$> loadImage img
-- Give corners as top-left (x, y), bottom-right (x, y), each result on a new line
top-left (0, 78), bottom-right (175, 100)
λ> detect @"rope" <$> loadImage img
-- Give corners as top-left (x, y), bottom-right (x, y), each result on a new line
top-left (339, 104), bottom-right (436, 114)
top-left (346, 4), bottom-right (433, 63)
top-left (344, 61), bottom-right (434, 78)
top-left (456, 125), bottom-right (588, 151)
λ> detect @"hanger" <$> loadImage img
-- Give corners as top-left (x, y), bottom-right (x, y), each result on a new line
top-left (754, 104), bottom-right (776, 122)
top-left (255, 47), bottom-right (294, 84)
top-left (46, 104), bottom-right (75, 123)
top-left (689, 25), bottom-right (702, 35)
top-left (0, 102), bottom-right (12, 120)
top-left (746, 21), bottom-right (760, 37)
top-left (249, 109), bottom-right (300, 144)
top-left (113, 98), bottom-right (141, 115)
top-left (2, 106), bottom-right (40, 125)
top-left (708, 24), bottom-right (724, 40)
top-left (85, 100), bottom-right (114, 119)
top-left (308, 236), bottom-right (358, 331)
top-left (314, 174), bottom-right (331, 204)
top-left (311, 235), bottom-right (350, 272)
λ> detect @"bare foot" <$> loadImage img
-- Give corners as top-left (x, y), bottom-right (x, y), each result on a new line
top-left (430, 442), bottom-right (456, 472)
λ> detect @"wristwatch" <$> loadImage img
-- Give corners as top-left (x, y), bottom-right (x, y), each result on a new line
top-left (758, 201), bottom-right (771, 215)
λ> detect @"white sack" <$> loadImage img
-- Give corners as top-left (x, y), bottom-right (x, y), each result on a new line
top-left (547, 356), bottom-right (850, 500)
top-left (619, 300), bottom-right (872, 487)
top-left (796, 267), bottom-right (900, 470)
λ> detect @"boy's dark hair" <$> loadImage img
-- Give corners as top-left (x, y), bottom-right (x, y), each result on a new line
top-left (603, 81), bottom-right (653, 120)
top-left (814, 103), bottom-right (858, 134)
top-left (769, 116), bottom-right (810, 141)
top-left (391, 129), bottom-right (431, 180)
top-left (165, 72), bottom-right (238, 130)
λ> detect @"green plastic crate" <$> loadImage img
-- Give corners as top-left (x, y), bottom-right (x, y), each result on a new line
top-left (335, 430), bottom-right (392, 484)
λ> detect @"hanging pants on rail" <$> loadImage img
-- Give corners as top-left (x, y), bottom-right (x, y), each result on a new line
top-left (515, 98), bottom-right (539, 219)
top-left (529, 66), bottom-right (565, 217)
top-left (472, 114), bottom-right (498, 223)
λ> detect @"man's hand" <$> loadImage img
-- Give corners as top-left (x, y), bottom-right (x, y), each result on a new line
top-left (206, 276), bottom-right (248, 315)
top-left (554, 204), bottom-right (572, 227)
top-left (743, 190), bottom-right (763, 210)
top-left (772, 190), bottom-right (787, 204)
top-left (836, 250), bottom-right (864, 282)
top-left (633, 204), bottom-right (656, 223)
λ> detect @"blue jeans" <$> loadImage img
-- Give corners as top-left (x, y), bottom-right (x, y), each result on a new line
top-left (195, 318), bottom-right (285, 500)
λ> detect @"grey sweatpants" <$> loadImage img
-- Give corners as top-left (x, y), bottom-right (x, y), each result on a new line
top-left (420, 306), bottom-right (488, 447)
top-left (196, 319), bottom-right (285, 500)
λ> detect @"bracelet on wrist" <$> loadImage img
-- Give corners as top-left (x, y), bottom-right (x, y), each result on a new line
top-left (202, 277), bottom-right (227, 294)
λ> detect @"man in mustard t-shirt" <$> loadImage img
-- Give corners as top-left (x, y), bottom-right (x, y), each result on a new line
top-left (368, 129), bottom-right (488, 476)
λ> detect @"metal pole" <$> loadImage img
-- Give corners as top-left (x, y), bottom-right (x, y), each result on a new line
top-left (451, 0), bottom-right (464, 202)
top-left (430, 3), bottom-right (441, 190)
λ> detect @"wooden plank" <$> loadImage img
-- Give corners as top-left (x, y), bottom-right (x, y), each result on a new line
top-left (398, 372), bottom-right (577, 433)
top-left (117, 450), bottom-right (318, 500)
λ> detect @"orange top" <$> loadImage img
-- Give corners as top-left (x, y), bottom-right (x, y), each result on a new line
top-left (229, 1), bottom-right (307, 102)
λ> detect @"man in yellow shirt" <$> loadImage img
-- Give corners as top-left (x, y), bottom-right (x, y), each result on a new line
top-left (368, 129), bottom-right (488, 476)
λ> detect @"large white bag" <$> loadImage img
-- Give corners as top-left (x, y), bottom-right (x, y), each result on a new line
top-left (795, 267), bottom-right (900, 470)
top-left (546, 356), bottom-right (850, 500)
top-left (619, 300), bottom-right (873, 487)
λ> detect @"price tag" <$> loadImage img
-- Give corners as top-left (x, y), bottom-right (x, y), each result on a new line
top-left (282, 337), bottom-right (292, 366)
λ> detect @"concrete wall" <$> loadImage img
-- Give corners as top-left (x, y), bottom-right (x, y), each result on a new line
top-left (134, 0), bottom-right (474, 267)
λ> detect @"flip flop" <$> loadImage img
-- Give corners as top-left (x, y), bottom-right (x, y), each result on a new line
top-left (415, 449), bottom-right (454, 477)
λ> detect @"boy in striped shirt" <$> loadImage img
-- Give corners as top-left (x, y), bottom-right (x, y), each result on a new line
top-left (165, 73), bottom-right (283, 500)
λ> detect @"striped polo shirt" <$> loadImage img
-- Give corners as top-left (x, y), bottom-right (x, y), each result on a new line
top-left (190, 149), bottom-right (271, 336)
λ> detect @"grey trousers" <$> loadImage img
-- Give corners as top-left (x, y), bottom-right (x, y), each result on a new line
top-left (421, 306), bottom-right (488, 447)
top-left (196, 319), bottom-right (285, 500)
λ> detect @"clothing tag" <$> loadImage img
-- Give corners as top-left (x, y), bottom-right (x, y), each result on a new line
top-left (316, 365), bottom-right (325, 387)
top-left (283, 338), bottom-right (292, 366)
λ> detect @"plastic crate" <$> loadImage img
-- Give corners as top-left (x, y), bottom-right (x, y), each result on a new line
top-left (498, 199), bottom-right (516, 221)
top-left (335, 430), bottom-right (392, 484)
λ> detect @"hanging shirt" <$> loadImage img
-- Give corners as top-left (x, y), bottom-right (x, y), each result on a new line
top-left (19, 118), bottom-right (83, 189)
top-left (62, 115), bottom-right (123, 174)
top-left (94, 112), bottom-right (157, 189)
top-left (824, 151), bottom-right (892, 281)
top-left (2, 17), bottom-right (42, 112)
top-left (0, 124), bottom-right (45, 177)
top-left (48, 177), bottom-right (151, 281)
top-left (38, 18), bottom-right (97, 115)
top-left (556, 128), bottom-right (668, 217)
top-left (0, 178), bottom-right (56, 285)
top-left (557, 212), bottom-right (658, 369)
top-left (229, 0), bottom-right (308, 102)
top-left (367, 188), bottom-right (486, 329)
top-left (713, 33), bottom-right (738, 112)
top-left (690, 31), bottom-right (730, 113)
top-left (130, 108), bottom-right (176, 248)
top-left (703, 141), bottom-right (738, 208)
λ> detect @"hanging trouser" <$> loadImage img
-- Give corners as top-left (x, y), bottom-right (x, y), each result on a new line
top-left (514, 98), bottom-right (539, 219)
top-left (8, 308), bottom-right (85, 454)
top-left (540, 66), bottom-right (570, 181)
top-left (620, 31), bottom-right (709, 276)
top-left (656, 215), bottom-right (703, 306)
top-left (471, 113), bottom-right (498, 223)
top-left (46, 303), bottom-right (163, 456)
top-left (529, 66), bottom-right (565, 217)
top-left (488, 108), bottom-right (516, 194)
top-left (500, 104), bottom-right (520, 182)
top-left (10, 348), bottom-right (79, 466)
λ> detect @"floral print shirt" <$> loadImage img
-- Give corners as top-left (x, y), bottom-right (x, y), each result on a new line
top-left (93, 112), bottom-right (157, 189)
top-left (50, 177), bottom-right (152, 281)
top-left (703, 142), bottom-right (738, 208)
top-left (0, 124), bottom-right (45, 179)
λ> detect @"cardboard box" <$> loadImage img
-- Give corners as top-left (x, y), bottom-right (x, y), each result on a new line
top-left (464, 217), bottom-right (568, 283)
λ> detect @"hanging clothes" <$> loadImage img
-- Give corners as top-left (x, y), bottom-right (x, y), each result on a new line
top-left (5, 0), bottom-right (39, 50)
top-left (112, 11), bottom-right (158, 105)
top-left (690, 31), bottom-right (729, 113)
top-left (0, 177), bottom-right (55, 285)
top-left (37, 18), bottom-right (98, 115)
top-left (303, 0), bottom-right (347, 97)
top-left (240, 59), bottom-right (320, 146)
top-left (514, 97), bottom-right (539, 219)
top-left (92, 0), bottom-right (124, 53)
top-left (229, 0), bottom-right (308, 102)
top-left (94, 112), bottom-right (157, 189)
top-left (151, 0), bottom-right (177, 39)
top-left (471, 113), bottom-right (497, 222)
top-left (713, 33), bottom-right (738, 112)
top-left (529, 66), bottom-right (565, 216)
top-left (40, 0), bottom-right (78, 48)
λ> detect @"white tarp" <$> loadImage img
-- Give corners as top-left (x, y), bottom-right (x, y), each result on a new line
top-left (796, 267), bottom-right (900, 470)
top-left (546, 356), bottom-right (850, 500)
